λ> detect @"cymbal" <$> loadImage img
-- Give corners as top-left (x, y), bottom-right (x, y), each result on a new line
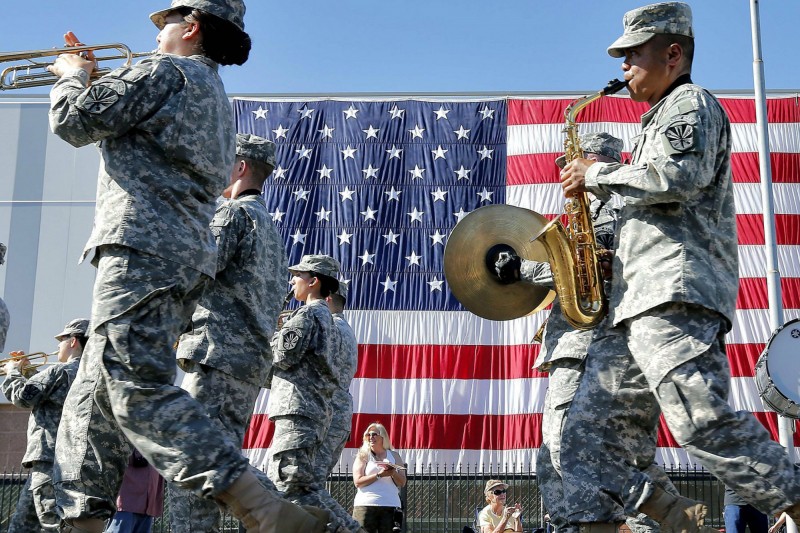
top-left (444, 204), bottom-right (555, 321)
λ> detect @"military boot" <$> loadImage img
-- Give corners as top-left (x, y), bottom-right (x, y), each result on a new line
top-left (216, 469), bottom-right (325, 533)
top-left (639, 486), bottom-right (719, 533)
top-left (61, 518), bottom-right (106, 533)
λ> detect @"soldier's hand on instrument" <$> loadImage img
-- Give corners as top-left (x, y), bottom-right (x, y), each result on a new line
top-left (47, 32), bottom-right (96, 79)
top-left (560, 158), bottom-right (593, 196)
top-left (598, 249), bottom-right (614, 280)
top-left (494, 252), bottom-right (521, 283)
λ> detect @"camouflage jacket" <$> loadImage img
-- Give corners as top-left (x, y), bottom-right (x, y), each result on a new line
top-left (49, 54), bottom-right (233, 277)
top-left (585, 83), bottom-right (738, 329)
top-left (330, 313), bottom-right (358, 431)
top-left (268, 299), bottom-right (341, 420)
top-left (0, 297), bottom-right (8, 352)
top-left (177, 193), bottom-right (288, 386)
top-left (1, 358), bottom-right (80, 466)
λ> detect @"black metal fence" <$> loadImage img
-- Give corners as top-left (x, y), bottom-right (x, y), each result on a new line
top-left (1, 464), bottom-right (729, 532)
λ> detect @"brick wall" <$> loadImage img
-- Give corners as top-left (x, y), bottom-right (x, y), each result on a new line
top-left (0, 404), bottom-right (29, 471)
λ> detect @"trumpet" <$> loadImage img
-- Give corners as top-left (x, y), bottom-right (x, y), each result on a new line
top-left (0, 351), bottom-right (55, 375)
top-left (1, 43), bottom-right (152, 91)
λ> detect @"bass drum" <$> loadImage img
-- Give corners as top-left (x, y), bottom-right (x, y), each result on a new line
top-left (754, 318), bottom-right (800, 419)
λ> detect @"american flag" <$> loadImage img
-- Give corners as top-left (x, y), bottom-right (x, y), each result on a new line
top-left (233, 95), bottom-right (800, 473)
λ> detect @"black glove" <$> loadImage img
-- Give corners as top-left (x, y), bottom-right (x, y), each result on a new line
top-left (494, 252), bottom-right (521, 283)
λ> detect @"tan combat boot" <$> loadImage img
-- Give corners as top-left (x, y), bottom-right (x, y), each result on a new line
top-left (61, 518), bottom-right (106, 533)
top-left (639, 486), bottom-right (719, 533)
top-left (216, 469), bottom-right (326, 533)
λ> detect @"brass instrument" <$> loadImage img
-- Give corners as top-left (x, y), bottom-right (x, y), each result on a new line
top-left (0, 351), bottom-right (55, 375)
top-left (531, 79), bottom-right (628, 330)
top-left (0, 44), bottom-right (152, 91)
top-left (276, 290), bottom-right (295, 329)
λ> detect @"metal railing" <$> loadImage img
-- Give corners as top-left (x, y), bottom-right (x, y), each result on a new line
top-left (1, 464), bottom-right (729, 532)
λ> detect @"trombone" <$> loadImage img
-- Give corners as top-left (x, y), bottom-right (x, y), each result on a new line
top-left (1, 43), bottom-right (152, 91)
top-left (0, 351), bottom-right (55, 375)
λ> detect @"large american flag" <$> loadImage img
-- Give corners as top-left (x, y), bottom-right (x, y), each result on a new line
top-left (233, 94), bottom-right (800, 473)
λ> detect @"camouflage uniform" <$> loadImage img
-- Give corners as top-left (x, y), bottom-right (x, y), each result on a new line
top-left (3, 344), bottom-right (83, 531)
top-left (48, 50), bottom-right (252, 521)
top-left (560, 2), bottom-right (800, 521)
top-left (0, 243), bottom-right (8, 352)
top-left (168, 135), bottom-right (289, 532)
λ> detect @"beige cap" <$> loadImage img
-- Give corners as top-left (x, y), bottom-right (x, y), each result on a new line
top-left (607, 2), bottom-right (693, 58)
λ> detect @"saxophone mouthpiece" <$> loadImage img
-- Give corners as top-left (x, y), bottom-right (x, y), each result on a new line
top-left (602, 79), bottom-right (629, 96)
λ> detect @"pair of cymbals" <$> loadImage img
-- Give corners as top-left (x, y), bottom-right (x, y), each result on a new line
top-left (443, 204), bottom-right (555, 321)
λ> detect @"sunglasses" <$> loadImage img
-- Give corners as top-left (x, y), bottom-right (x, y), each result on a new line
top-left (366, 432), bottom-right (382, 438)
top-left (492, 489), bottom-right (507, 495)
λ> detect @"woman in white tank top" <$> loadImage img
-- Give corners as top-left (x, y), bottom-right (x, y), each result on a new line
top-left (352, 422), bottom-right (407, 532)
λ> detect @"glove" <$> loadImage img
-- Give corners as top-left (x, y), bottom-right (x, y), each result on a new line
top-left (494, 252), bottom-right (521, 283)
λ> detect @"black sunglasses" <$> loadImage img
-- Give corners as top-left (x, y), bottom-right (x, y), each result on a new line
top-left (366, 432), bottom-right (381, 438)
top-left (492, 489), bottom-right (507, 495)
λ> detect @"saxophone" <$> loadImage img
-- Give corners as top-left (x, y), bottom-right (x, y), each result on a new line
top-left (533, 79), bottom-right (628, 330)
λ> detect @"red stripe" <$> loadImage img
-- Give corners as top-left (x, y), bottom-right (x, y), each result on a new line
top-left (656, 412), bottom-right (800, 448)
top-left (244, 413), bottom-right (544, 451)
top-left (737, 278), bottom-right (800, 310)
top-left (508, 153), bottom-right (800, 185)
top-left (727, 343), bottom-right (766, 378)
top-left (508, 97), bottom-right (800, 125)
top-left (737, 214), bottom-right (800, 245)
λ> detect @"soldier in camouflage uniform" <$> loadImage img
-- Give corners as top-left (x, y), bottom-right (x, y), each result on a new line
top-left (0, 243), bottom-right (9, 353)
top-left (559, 2), bottom-right (800, 532)
top-left (268, 255), bottom-right (364, 532)
top-left (46, 2), bottom-right (322, 532)
top-left (168, 134), bottom-right (292, 532)
top-left (3, 319), bottom-right (89, 532)
top-left (496, 133), bottom-right (670, 533)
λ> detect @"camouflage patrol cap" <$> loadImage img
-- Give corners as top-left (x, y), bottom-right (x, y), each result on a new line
top-left (556, 132), bottom-right (623, 169)
top-left (150, 0), bottom-right (246, 32)
top-left (289, 255), bottom-right (341, 279)
top-left (607, 2), bottom-right (693, 58)
top-left (333, 281), bottom-right (349, 301)
top-left (236, 134), bottom-right (276, 169)
top-left (55, 318), bottom-right (90, 340)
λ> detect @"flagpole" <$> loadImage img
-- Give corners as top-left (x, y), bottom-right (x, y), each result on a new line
top-left (750, 1), bottom-right (796, 529)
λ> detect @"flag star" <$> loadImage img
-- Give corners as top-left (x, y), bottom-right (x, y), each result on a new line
top-left (361, 206), bottom-right (378, 222)
top-left (479, 106), bottom-right (495, 120)
top-left (454, 125), bottom-right (470, 140)
top-left (298, 105), bottom-right (314, 119)
top-left (434, 105), bottom-right (450, 120)
top-left (293, 188), bottom-right (310, 201)
top-left (431, 145), bottom-right (448, 160)
top-left (318, 124), bottom-right (335, 139)
top-left (477, 145), bottom-right (494, 160)
top-left (269, 209), bottom-right (284, 222)
top-left (343, 105), bottom-right (359, 119)
top-left (405, 251), bottom-right (422, 267)
top-left (385, 187), bottom-right (402, 201)
top-left (341, 145), bottom-right (358, 160)
top-left (272, 165), bottom-right (287, 180)
top-left (358, 249), bottom-right (376, 265)
top-left (337, 229), bottom-right (353, 245)
top-left (477, 187), bottom-right (494, 203)
top-left (272, 124), bottom-right (289, 139)
top-left (429, 230), bottom-right (446, 246)
top-left (362, 164), bottom-right (380, 180)
top-left (431, 188), bottom-right (448, 202)
top-left (407, 207), bottom-right (424, 223)
top-left (408, 125), bottom-right (425, 139)
top-left (296, 145), bottom-right (313, 159)
top-left (454, 207), bottom-right (469, 223)
top-left (389, 105), bottom-right (405, 119)
top-left (315, 206), bottom-right (332, 221)
top-left (409, 165), bottom-right (426, 180)
top-left (252, 106), bottom-right (268, 119)
top-left (338, 277), bottom-right (351, 290)
top-left (363, 125), bottom-right (380, 139)
top-left (383, 230), bottom-right (400, 245)
top-left (427, 276), bottom-right (444, 292)
top-left (380, 275), bottom-right (398, 293)
top-left (290, 230), bottom-right (306, 245)
top-left (316, 164), bottom-right (333, 179)
top-left (339, 187), bottom-right (356, 202)
top-left (454, 165), bottom-right (472, 181)
top-left (386, 145), bottom-right (403, 159)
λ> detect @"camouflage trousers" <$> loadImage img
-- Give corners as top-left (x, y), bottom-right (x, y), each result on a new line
top-left (536, 358), bottom-right (666, 533)
top-left (313, 422), bottom-right (351, 481)
top-left (269, 415), bottom-right (363, 533)
top-left (8, 460), bottom-right (60, 532)
top-left (53, 245), bottom-right (250, 520)
top-left (561, 302), bottom-right (800, 521)
top-left (169, 363), bottom-right (280, 533)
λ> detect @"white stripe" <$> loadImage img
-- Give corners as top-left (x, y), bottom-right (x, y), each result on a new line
top-left (730, 376), bottom-right (775, 412)
top-left (737, 245), bottom-right (800, 278)
top-left (728, 309), bottom-right (800, 345)
top-left (507, 122), bottom-right (800, 156)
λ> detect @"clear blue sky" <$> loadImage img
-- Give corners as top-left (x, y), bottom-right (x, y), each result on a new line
top-left (4, 1), bottom-right (798, 95)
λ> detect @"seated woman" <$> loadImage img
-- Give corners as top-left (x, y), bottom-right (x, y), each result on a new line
top-left (352, 422), bottom-right (407, 533)
top-left (479, 480), bottom-right (523, 533)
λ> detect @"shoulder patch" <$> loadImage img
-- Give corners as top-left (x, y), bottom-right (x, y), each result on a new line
top-left (664, 119), bottom-right (695, 152)
top-left (77, 80), bottom-right (126, 114)
top-left (279, 328), bottom-right (302, 351)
